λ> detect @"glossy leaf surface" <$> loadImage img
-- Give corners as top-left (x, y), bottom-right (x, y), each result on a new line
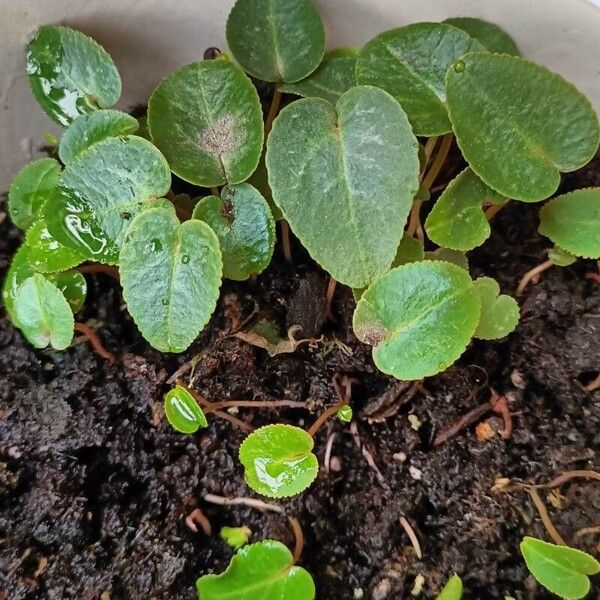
top-left (24, 221), bottom-right (85, 274)
top-left (164, 385), bottom-right (208, 433)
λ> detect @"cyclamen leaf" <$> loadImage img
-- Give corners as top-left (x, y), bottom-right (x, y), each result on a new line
top-left (226, 0), bottom-right (325, 83)
top-left (13, 274), bottom-right (74, 350)
top-left (8, 158), bottom-right (61, 230)
top-left (148, 60), bottom-right (263, 187)
top-left (239, 424), bottom-right (319, 498)
top-left (46, 135), bottom-right (171, 264)
top-left (281, 51), bottom-right (358, 104)
top-left (24, 221), bottom-right (85, 274)
top-left (392, 234), bottom-right (424, 267)
top-left (444, 17), bottom-right (520, 55)
top-left (447, 53), bottom-right (600, 202)
top-left (266, 86), bottom-right (420, 288)
top-left (164, 385), bottom-right (208, 433)
top-left (425, 168), bottom-right (507, 251)
top-left (26, 26), bottom-right (121, 126)
top-left (193, 184), bottom-right (275, 281)
top-left (472, 277), bottom-right (519, 340)
top-left (548, 246), bottom-right (577, 267)
top-left (539, 188), bottom-right (600, 259)
top-left (196, 540), bottom-right (315, 599)
top-left (353, 261), bottom-right (481, 380)
top-left (59, 110), bottom-right (138, 163)
top-left (356, 23), bottom-right (485, 136)
top-left (520, 537), bottom-right (600, 600)
top-left (49, 271), bottom-right (87, 313)
top-left (120, 207), bottom-right (222, 353)
top-left (437, 574), bottom-right (463, 599)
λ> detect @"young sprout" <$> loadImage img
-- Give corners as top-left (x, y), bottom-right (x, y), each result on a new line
top-left (436, 574), bottom-right (463, 599)
top-left (337, 404), bottom-right (353, 423)
top-left (520, 536), bottom-right (600, 599)
top-left (220, 526), bottom-right (252, 550)
top-left (164, 385), bottom-right (208, 434)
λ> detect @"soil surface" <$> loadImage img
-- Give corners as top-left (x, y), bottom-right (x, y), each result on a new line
top-left (1, 151), bottom-right (599, 600)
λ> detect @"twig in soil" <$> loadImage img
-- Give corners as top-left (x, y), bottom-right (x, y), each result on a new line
top-left (280, 220), bottom-right (293, 263)
top-left (537, 469), bottom-right (600, 489)
top-left (77, 264), bottom-right (120, 281)
top-left (528, 487), bottom-right (566, 546)
top-left (584, 261), bottom-right (600, 283)
top-left (433, 399), bottom-right (492, 447)
top-left (325, 275), bottom-right (337, 322)
top-left (574, 524), bottom-right (600, 539)
top-left (308, 404), bottom-right (340, 437)
top-left (203, 493), bottom-right (283, 513)
top-left (208, 399), bottom-right (306, 411)
top-left (350, 421), bottom-right (388, 489)
top-left (288, 516), bottom-right (304, 564)
top-left (516, 259), bottom-right (553, 295)
top-left (185, 508), bottom-right (212, 535)
top-left (489, 394), bottom-right (513, 439)
top-left (73, 323), bottom-right (116, 363)
top-left (583, 373), bottom-right (600, 392)
top-left (399, 516), bottom-right (422, 559)
top-left (484, 201), bottom-right (509, 221)
top-left (324, 431), bottom-right (337, 474)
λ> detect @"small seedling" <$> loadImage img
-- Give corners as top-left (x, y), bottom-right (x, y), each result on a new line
top-left (164, 385), bottom-right (208, 434)
top-left (196, 539), bottom-right (315, 599)
top-left (436, 574), bottom-right (463, 599)
top-left (520, 536), bottom-right (600, 599)
top-left (337, 404), bottom-right (353, 423)
top-left (219, 525), bottom-right (252, 550)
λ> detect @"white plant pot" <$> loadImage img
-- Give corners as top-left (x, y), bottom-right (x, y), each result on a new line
top-left (1, 0), bottom-right (599, 191)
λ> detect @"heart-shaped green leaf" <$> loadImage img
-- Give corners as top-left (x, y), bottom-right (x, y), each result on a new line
top-left (539, 188), bottom-right (600, 259)
top-left (192, 183), bottom-right (275, 281)
top-left (266, 86), bottom-right (420, 288)
top-left (59, 110), bottom-right (138, 163)
top-left (444, 17), bottom-right (519, 55)
top-left (8, 158), bottom-right (62, 230)
top-left (26, 26), bottom-right (121, 126)
top-left (120, 207), bottom-right (222, 353)
top-left (520, 537), bottom-right (600, 600)
top-left (226, 0), bottom-right (325, 83)
top-left (13, 274), bottom-right (74, 350)
top-left (392, 234), bottom-right (425, 267)
top-left (548, 246), bottom-right (577, 267)
top-left (239, 424), bottom-right (319, 498)
top-left (353, 261), bottom-right (481, 380)
top-left (447, 53), bottom-right (600, 201)
top-left (356, 23), bottom-right (485, 136)
top-left (425, 168), bottom-right (507, 251)
top-left (281, 50), bottom-right (358, 104)
top-left (50, 270), bottom-right (87, 313)
top-left (437, 574), bottom-right (463, 599)
top-left (164, 385), bottom-right (208, 433)
top-left (472, 277), bottom-right (519, 340)
top-left (24, 221), bottom-right (85, 274)
top-left (46, 135), bottom-right (171, 264)
top-left (196, 540), bottom-right (315, 599)
top-left (148, 60), bottom-right (263, 187)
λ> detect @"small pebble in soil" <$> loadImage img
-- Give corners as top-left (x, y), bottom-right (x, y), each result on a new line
top-left (409, 465), bottom-right (423, 481)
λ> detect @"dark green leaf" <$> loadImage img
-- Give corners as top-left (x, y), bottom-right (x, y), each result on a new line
top-left (392, 234), bottom-right (425, 267)
top-left (472, 277), bottom-right (519, 340)
top-left (148, 60), bottom-right (263, 187)
top-left (8, 158), bottom-right (61, 230)
top-left (26, 25), bottom-right (121, 126)
top-left (266, 86), bottom-right (420, 288)
top-left (447, 53), bottom-right (600, 201)
top-left (164, 385), bottom-right (208, 433)
top-left (356, 23), bottom-right (485, 135)
top-left (59, 110), bottom-right (138, 163)
top-left (444, 17), bottom-right (519, 54)
top-left (46, 135), bottom-right (171, 264)
top-left (120, 207), bottom-right (222, 353)
top-left (49, 270), bottom-right (87, 313)
top-left (196, 540), bottom-right (315, 599)
top-left (192, 183), bottom-right (275, 280)
top-left (226, 0), bottom-right (325, 83)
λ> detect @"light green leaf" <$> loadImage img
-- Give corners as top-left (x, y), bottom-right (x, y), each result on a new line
top-left (226, 0), bottom-right (325, 83)
top-left (472, 277), bottom-right (519, 340)
top-left (437, 574), bottom-right (463, 599)
top-left (26, 25), bottom-right (121, 126)
top-left (148, 60), bottom-right (263, 187)
top-left (444, 17), bottom-right (520, 54)
top-left (447, 53), bottom-right (600, 202)
top-left (425, 168), bottom-right (507, 251)
top-left (356, 23), bottom-right (485, 136)
top-left (8, 158), bottom-right (61, 230)
top-left (59, 110), bottom-right (138, 163)
top-left (353, 261), bottom-right (481, 380)
top-left (120, 207), bottom-right (222, 353)
top-left (539, 188), bottom-right (600, 259)
top-left (520, 536), bottom-right (600, 600)
top-left (164, 385), bottom-right (208, 433)
top-left (13, 274), bottom-right (74, 350)
top-left (196, 540), bottom-right (315, 599)
top-left (192, 183), bottom-right (275, 281)
top-left (46, 135), bottom-right (171, 264)
top-left (48, 270), bottom-right (87, 313)
top-left (392, 234), bottom-right (425, 267)
top-left (281, 51), bottom-right (357, 104)
top-left (220, 526), bottom-right (252, 550)
top-left (239, 424), bottom-right (319, 498)
top-left (266, 86), bottom-right (420, 288)
top-left (548, 246), bottom-right (578, 267)
top-left (24, 221), bottom-right (85, 273)
top-left (337, 405), bottom-right (353, 423)
top-left (424, 248), bottom-right (469, 270)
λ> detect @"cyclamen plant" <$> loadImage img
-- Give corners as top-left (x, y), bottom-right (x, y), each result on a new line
top-left (4, 0), bottom-right (600, 598)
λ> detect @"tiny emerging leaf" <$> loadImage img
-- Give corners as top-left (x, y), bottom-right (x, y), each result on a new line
top-left (239, 424), bottom-right (319, 498)
top-left (164, 385), bottom-right (208, 433)
top-left (220, 526), bottom-right (251, 550)
top-left (472, 277), bottom-right (519, 340)
top-left (436, 574), bottom-right (463, 600)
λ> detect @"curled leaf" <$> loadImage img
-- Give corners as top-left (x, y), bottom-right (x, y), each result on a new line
top-left (548, 246), bottom-right (577, 267)
top-left (234, 322), bottom-right (318, 357)
top-left (164, 385), bottom-right (208, 433)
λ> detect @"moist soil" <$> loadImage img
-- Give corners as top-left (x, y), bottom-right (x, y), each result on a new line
top-left (1, 151), bottom-right (599, 600)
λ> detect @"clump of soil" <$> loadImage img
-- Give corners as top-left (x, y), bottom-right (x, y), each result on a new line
top-left (1, 155), bottom-right (599, 600)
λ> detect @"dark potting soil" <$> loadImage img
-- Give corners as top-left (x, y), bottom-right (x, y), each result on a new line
top-left (1, 151), bottom-right (599, 600)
